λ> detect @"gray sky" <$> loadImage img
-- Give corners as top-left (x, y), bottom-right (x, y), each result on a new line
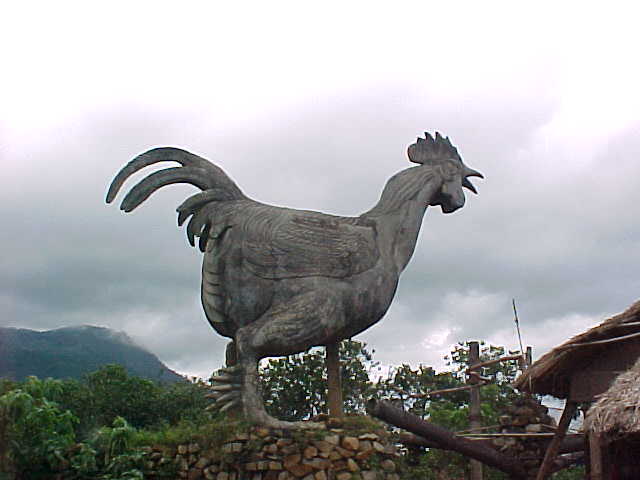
top-left (2, 2), bottom-right (639, 378)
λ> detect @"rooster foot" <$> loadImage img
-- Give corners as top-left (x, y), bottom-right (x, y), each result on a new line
top-left (206, 366), bottom-right (242, 413)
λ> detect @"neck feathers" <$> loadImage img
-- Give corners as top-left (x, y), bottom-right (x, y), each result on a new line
top-left (362, 165), bottom-right (436, 217)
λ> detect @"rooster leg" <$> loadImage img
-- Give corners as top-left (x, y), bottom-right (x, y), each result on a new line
top-left (235, 291), bottom-right (345, 429)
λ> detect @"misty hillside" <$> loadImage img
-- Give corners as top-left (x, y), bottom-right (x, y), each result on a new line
top-left (0, 325), bottom-right (184, 382)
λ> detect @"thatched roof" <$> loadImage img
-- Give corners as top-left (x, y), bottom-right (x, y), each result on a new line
top-left (585, 356), bottom-right (640, 441)
top-left (513, 300), bottom-right (640, 398)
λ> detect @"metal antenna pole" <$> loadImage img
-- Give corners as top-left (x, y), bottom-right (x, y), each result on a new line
top-left (512, 299), bottom-right (525, 361)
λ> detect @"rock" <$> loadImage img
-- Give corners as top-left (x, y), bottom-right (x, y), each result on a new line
top-left (386, 474), bottom-right (400, 480)
top-left (188, 468), bottom-right (203, 480)
top-left (335, 446), bottom-right (355, 458)
top-left (361, 472), bottom-right (380, 480)
top-left (246, 463), bottom-right (258, 471)
top-left (278, 472), bottom-right (292, 480)
top-left (358, 433), bottom-right (379, 441)
top-left (196, 457), bottom-right (212, 469)
top-left (263, 443), bottom-right (279, 455)
top-left (358, 440), bottom-right (372, 452)
top-left (176, 455), bottom-right (189, 471)
top-left (341, 436), bottom-right (360, 451)
top-left (256, 461), bottom-right (271, 471)
top-left (189, 454), bottom-right (198, 465)
top-left (277, 438), bottom-right (294, 448)
top-left (383, 445), bottom-right (398, 456)
top-left (498, 415), bottom-right (512, 425)
top-left (336, 473), bottom-right (352, 480)
top-left (526, 423), bottom-right (543, 433)
top-left (235, 432), bottom-right (250, 441)
top-left (512, 416), bottom-right (528, 426)
top-left (269, 462), bottom-right (283, 470)
top-left (333, 460), bottom-right (347, 471)
top-left (179, 445), bottom-right (189, 455)
top-left (324, 435), bottom-right (340, 445)
top-left (347, 459), bottom-right (360, 472)
top-left (204, 467), bottom-right (217, 480)
top-left (381, 460), bottom-right (395, 472)
top-left (285, 462), bottom-right (313, 477)
top-left (303, 458), bottom-right (330, 470)
top-left (314, 472), bottom-right (327, 480)
top-left (303, 446), bottom-right (318, 459)
top-left (223, 442), bottom-right (244, 454)
top-left (326, 417), bottom-right (343, 428)
top-left (255, 427), bottom-right (271, 438)
top-left (311, 440), bottom-right (334, 453)
top-left (328, 451), bottom-right (342, 461)
top-left (281, 444), bottom-right (300, 455)
top-left (217, 473), bottom-right (229, 480)
top-left (355, 450), bottom-right (373, 461)
top-left (189, 443), bottom-right (201, 453)
top-left (283, 454), bottom-right (302, 469)
top-left (372, 442), bottom-right (385, 453)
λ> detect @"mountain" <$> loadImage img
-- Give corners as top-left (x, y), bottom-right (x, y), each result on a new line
top-left (0, 325), bottom-right (184, 383)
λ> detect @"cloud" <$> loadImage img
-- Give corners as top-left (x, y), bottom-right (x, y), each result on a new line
top-left (2, 3), bottom-right (640, 379)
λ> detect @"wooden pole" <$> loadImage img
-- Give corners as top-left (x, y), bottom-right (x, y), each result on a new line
top-left (535, 400), bottom-right (578, 480)
top-left (468, 341), bottom-right (483, 480)
top-left (326, 341), bottom-right (343, 418)
top-left (366, 399), bottom-right (527, 478)
top-left (589, 432), bottom-right (604, 480)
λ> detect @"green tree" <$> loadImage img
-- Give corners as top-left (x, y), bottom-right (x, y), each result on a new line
top-left (260, 340), bottom-right (377, 421)
top-left (0, 378), bottom-right (79, 478)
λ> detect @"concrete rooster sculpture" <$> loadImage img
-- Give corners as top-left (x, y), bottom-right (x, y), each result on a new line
top-left (106, 132), bottom-right (483, 428)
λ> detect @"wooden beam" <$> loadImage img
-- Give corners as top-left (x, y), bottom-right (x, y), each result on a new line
top-left (589, 432), bottom-right (604, 480)
top-left (407, 382), bottom-right (488, 398)
top-left (465, 354), bottom-right (525, 372)
top-left (469, 341), bottom-right (483, 480)
top-left (366, 399), bottom-right (527, 478)
top-left (325, 341), bottom-right (343, 418)
top-left (535, 400), bottom-right (578, 480)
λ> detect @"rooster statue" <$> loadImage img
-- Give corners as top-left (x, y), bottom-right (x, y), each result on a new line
top-left (107, 132), bottom-right (483, 428)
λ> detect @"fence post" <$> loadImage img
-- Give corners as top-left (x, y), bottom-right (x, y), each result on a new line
top-left (326, 341), bottom-right (344, 418)
top-left (469, 341), bottom-right (483, 480)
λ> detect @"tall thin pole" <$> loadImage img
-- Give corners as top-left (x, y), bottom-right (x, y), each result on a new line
top-left (468, 341), bottom-right (483, 480)
top-left (326, 341), bottom-right (344, 418)
top-left (512, 299), bottom-right (525, 361)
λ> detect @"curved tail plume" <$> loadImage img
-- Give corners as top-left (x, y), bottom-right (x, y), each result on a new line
top-left (106, 147), bottom-right (247, 251)
top-left (106, 147), bottom-right (245, 210)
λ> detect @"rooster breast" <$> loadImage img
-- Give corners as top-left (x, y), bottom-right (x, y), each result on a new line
top-left (199, 202), bottom-right (381, 338)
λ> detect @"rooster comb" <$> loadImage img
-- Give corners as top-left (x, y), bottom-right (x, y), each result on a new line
top-left (407, 132), bottom-right (461, 165)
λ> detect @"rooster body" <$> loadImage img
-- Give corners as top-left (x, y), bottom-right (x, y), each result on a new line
top-left (107, 133), bottom-right (482, 427)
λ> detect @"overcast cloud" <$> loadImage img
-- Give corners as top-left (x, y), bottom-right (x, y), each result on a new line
top-left (2, 2), bottom-right (639, 378)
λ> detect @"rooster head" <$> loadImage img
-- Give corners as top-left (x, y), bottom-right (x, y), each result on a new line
top-left (407, 132), bottom-right (483, 213)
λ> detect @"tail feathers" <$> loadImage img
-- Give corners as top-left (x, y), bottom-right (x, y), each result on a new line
top-left (106, 147), bottom-right (246, 210)
top-left (177, 189), bottom-right (237, 226)
top-left (107, 147), bottom-right (247, 251)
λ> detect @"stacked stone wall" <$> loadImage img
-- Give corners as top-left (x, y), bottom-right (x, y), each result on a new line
top-left (142, 425), bottom-right (401, 480)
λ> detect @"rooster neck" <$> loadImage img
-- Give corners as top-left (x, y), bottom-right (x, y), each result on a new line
top-left (366, 200), bottom-right (429, 272)
top-left (360, 165), bottom-right (440, 272)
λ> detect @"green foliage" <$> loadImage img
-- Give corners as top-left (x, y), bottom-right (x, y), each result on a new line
top-left (93, 417), bottom-right (144, 479)
top-left (0, 367), bottom-right (211, 479)
top-left (551, 466), bottom-right (585, 479)
top-left (260, 340), bottom-right (378, 421)
top-left (0, 379), bottom-right (78, 478)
